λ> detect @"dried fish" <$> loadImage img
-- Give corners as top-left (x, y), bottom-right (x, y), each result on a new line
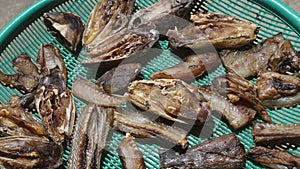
top-left (159, 133), bottom-right (245, 169)
top-left (257, 71), bottom-right (300, 108)
top-left (252, 122), bottom-right (300, 146)
top-left (167, 11), bottom-right (259, 49)
top-left (113, 108), bottom-right (188, 149)
top-left (72, 77), bottom-right (127, 107)
top-left (198, 87), bottom-right (256, 129)
top-left (83, 0), bottom-right (135, 47)
top-left (247, 146), bottom-right (300, 169)
top-left (96, 63), bottom-right (142, 94)
top-left (0, 136), bottom-right (63, 169)
top-left (117, 133), bottom-right (146, 169)
top-left (150, 52), bottom-right (220, 81)
top-left (0, 96), bottom-right (46, 137)
top-left (212, 69), bottom-right (271, 123)
top-left (68, 104), bottom-right (113, 169)
top-left (127, 79), bottom-right (209, 124)
top-left (220, 33), bottom-right (296, 78)
top-left (83, 23), bottom-right (159, 65)
top-left (44, 12), bottom-right (84, 53)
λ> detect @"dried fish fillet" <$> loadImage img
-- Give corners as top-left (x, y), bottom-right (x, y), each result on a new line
top-left (83, 0), bottom-right (135, 47)
top-left (127, 79), bottom-right (209, 124)
top-left (113, 108), bottom-right (188, 149)
top-left (257, 71), bottom-right (300, 108)
top-left (117, 133), bottom-right (146, 169)
top-left (198, 87), bottom-right (256, 129)
top-left (220, 33), bottom-right (296, 78)
top-left (167, 12), bottom-right (259, 49)
top-left (252, 122), bottom-right (300, 146)
top-left (150, 52), bottom-right (220, 81)
top-left (44, 12), bottom-right (84, 53)
top-left (68, 104), bottom-right (113, 169)
top-left (72, 77), bottom-right (127, 107)
top-left (159, 133), bottom-right (245, 169)
top-left (247, 146), bottom-right (300, 169)
top-left (0, 136), bottom-right (63, 169)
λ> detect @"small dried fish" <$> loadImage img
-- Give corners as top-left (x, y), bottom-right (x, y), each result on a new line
top-left (0, 96), bottom-right (46, 137)
top-left (167, 11), bottom-right (259, 49)
top-left (252, 122), bottom-right (300, 146)
top-left (96, 63), bottom-right (142, 94)
top-left (212, 69), bottom-right (271, 123)
top-left (198, 87), bottom-right (256, 129)
top-left (220, 33), bottom-right (296, 78)
top-left (83, 0), bottom-right (135, 47)
top-left (247, 146), bottom-right (300, 169)
top-left (150, 52), bottom-right (220, 81)
top-left (117, 133), bottom-right (146, 169)
top-left (72, 77), bottom-right (127, 107)
top-left (44, 12), bottom-right (84, 53)
top-left (83, 23), bottom-right (159, 65)
top-left (113, 108), bottom-right (188, 149)
top-left (0, 136), bottom-right (63, 169)
top-left (127, 79), bottom-right (209, 124)
top-left (68, 104), bottom-right (113, 169)
top-left (257, 71), bottom-right (300, 108)
top-left (159, 133), bottom-right (245, 169)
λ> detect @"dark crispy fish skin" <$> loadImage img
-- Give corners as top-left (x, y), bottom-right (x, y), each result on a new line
top-left (252, 122), bottom-right (300, 146)
top-left (68, 104), bottom-right (113, 169)
top-left (44, 12), bottom-right (84, 53)
top-left (212, 69), bottom-right (271, 123)
top-left (167, 11), bottom-right (259, 49)
top-left (96, 63), bottom-right (142, 94)
top-left (160, 134), bottom-right (245, 169)
top-left (257, 71), bottom-right (300, 108)
top-left (220, 33), bottom-right (296, 78)
top-left (83, 0), bottom-right (135, 46)
top-left (127, 79), bottom-right (208, 124)
top-left (0, 96), bottom-right (46, 137)
top-left (72, 77), bottom-right (127, 107)
top-left (150, 52), bottom-right (220, 81)
top-left (0, 136), bottom-right (63, 169)
top-left (247, 146), bottom-right (300, 169)
top-left (113, 108), bottom-right (188, 149)
top-left (117, 133), bottom-right (146, 169)
top-left (83, 23), bottom-right (159, 65)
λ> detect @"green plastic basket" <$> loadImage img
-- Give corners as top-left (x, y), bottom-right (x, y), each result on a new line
top-left (0, 0), bottom-right (300, 168)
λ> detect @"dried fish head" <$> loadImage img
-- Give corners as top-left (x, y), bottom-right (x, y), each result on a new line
top-left (44, 12), bottom-right (84, 53)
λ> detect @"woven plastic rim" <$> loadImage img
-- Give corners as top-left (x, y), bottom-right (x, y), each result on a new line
top-left (0, 0), bottom-right (300, 51)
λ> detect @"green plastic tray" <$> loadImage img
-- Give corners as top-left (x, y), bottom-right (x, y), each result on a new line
top-left (0, 0), bottom-right (300, 168)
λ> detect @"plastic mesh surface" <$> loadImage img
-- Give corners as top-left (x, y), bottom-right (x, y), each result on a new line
top-left (0, 0), bottom-right (300, 168)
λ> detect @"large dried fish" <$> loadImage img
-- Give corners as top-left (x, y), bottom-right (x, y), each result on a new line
top-left (0, 96), bottom-right (46, 137)
top-left (44, 12), bottom-right (84, 53)
top-left (127, 79), bottom-right (209, 124)
top-left (83, 0), bottom-right (135, 47)
top-left (198, 87), bottom-right (256, 129)
top-left (72, 77), bottom-right (127, 107)
top-left (113, 108), bottom-right (188, 149)
top-left (96, 63), bottom-right (142, 94)
top-left (150, 52), bottom-right (220, 81)
top-left (247, 146), bottom-right (300, 169)
top-left (83, 23), bottom-right (159, 65)
top-left (160, 133), bottom-right (245, 168)
top-left (257, 71), bottom-right (300, 108)
top-left (0, 136), bottom-right (63, 169)
top-left (117, 133), bottom-right (146, 169)
top-left (252, 122), bottom-right (300, 146)
top-left (220, 33), bottom-right (296, 78)
top-left (68, 104), bottom-right (113, 169)
top-left (167, 11), bottom-right (259, 49)
top-left (212, 69), bottom-right (271, 123)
